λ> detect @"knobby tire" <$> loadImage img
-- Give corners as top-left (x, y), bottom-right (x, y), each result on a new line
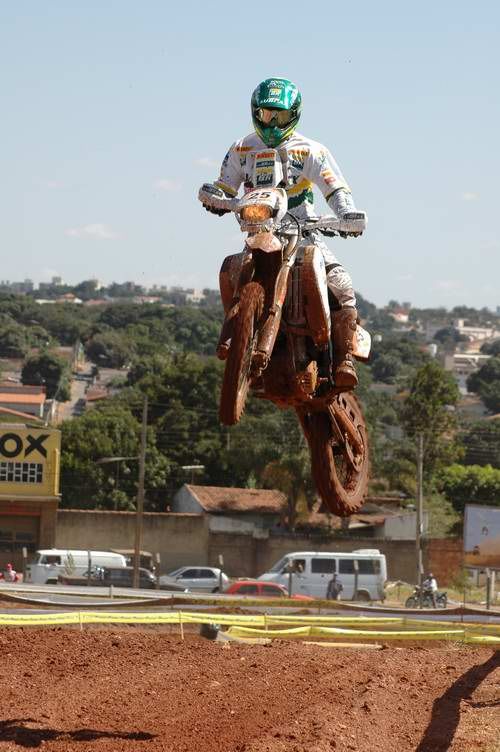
top-left (298, 393), bottom-right (369, 516)
top-left (219, 282), bottom-right (264, 426)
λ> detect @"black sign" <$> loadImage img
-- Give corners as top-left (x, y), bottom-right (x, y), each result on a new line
top-left (0, 433), bottom-right (50, 459)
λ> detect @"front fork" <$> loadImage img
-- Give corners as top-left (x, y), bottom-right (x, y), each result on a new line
top-left (217, 237), bottom-right (298, 368)
top-left (216, 251), bottom-right (255, 359)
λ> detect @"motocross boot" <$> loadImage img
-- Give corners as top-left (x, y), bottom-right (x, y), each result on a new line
top-left (331, 306), bottom-right (358, 388)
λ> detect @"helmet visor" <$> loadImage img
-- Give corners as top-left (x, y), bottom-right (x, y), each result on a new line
top-left (255, 107), bottom-right (294, 126)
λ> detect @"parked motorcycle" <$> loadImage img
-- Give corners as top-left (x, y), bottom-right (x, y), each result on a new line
top-left (405, 586), bottom-right (448, 609)
top-left (213, 182), bottom-right (370, 516)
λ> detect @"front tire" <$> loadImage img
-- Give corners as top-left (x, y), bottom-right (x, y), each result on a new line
top-left (219, 282), bottom-right (265, 426)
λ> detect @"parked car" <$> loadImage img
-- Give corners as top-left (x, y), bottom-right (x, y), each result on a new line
top-left (224, 580), bottom-right (314, 600)
top-left (59, 566), bottom-right (158, 589)
top-left (160, 566), bottom-right (229, 593)
top-left (26, 549), bottom-right (128, 585)
top-left (258, 549), bottom-right (387, 601)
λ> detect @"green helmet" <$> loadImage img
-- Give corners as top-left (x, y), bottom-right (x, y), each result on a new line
top-left (251, 78), bottom-right (302, 147)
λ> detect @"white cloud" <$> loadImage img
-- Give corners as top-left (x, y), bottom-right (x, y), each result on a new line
top-left (65, 223), bottom-right (120, 240)
top-left (435, 279), bottom-right (461, 291)
top-left (153, 178), bottom-right (181, 192)
top-left (33, 177), bottom-right (61, 189)
top-left (462, 192), bottom-right (479, 201)
top-left (396, 273), bottom-right (413, 282)
top-left (195, 157), bottom-right (218, 168)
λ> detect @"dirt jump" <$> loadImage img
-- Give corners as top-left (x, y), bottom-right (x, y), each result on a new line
top-left (0, 627), bottom-right (498, 751)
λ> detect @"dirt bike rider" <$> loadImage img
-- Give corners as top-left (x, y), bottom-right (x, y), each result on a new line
top-left (198, 77), bottom-right (366, 388)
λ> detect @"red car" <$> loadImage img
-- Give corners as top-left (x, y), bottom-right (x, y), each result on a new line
top-left (224, 580), bottom-right (313, 601)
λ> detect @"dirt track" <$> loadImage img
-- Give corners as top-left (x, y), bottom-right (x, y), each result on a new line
top-left (0, 628), bottom-right (498, 751)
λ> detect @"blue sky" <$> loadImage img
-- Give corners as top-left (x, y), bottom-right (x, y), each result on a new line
top-left (1, 1), bottom-right (499, 309)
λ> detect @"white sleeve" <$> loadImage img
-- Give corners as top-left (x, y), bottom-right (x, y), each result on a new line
top-left (214, 143), bottom-right (244, 197)
top-left (305, 146), bottom-right (351, 202)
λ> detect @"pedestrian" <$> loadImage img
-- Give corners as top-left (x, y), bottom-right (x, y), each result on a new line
top-left (3, 563), bottom-right (17, 583)
top-left (422, 572), bottom-right (438, 608)
top-left (326, 573), bottom-right (343, 601)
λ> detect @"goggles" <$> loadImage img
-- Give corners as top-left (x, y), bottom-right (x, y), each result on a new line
top-left (255, 107), bottom-right (294, 126)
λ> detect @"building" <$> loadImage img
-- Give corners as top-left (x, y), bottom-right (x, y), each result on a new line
top-left (444, 352), bottom-right (491, 394)
top-left (388, 308), bottom-right (410, 324)
top-left (0, 424), bottom-right (61, 570)
top-left (0, 384), bottom-right (46, 418)
top-left (171, 484), bottom-right (286, 535)
top-left (453, 319), bottom-right (500, 342)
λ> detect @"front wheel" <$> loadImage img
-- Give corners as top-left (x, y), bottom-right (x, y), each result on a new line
top-left (219, 282), bottom-right (265, 426)
top-left (405, 596), bottom-right (418, 608)
top-left (298, 394), bottom-right (369, 516)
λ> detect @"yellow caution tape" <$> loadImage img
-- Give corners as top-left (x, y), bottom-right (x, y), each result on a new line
top-left (0, 610), bottom-right (498, 644)
top-left (227, 625), bottom-right (468, 641)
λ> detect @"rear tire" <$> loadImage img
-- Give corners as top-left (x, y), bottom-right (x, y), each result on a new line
top-left (353, 590), bottom-right (371, 603)
top-left (219, 282), bottom-right (264, 426)
top-left (298, 394), bottom-right (369, 516)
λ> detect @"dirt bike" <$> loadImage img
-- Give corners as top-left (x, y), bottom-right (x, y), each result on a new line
top-left (213, 184), bottom-right (370, 517)
top-left (405, 586), bottom-right (448, 609)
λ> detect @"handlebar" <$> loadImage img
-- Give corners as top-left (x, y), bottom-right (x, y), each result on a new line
top-left (301, 213), bottom-right (367, 236)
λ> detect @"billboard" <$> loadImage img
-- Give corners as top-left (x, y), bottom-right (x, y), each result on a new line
top-left (464, 504), bottom-right (500, 569)
top-left (0, 425), bottom-right (61, 497)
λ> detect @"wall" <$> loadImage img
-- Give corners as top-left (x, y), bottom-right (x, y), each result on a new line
top-left (55, 510), bottom-right (464, 585)
top-left (56, 510), bottom-right (209, 573)
top-left (171, 486), bottom-right (202, 514)
top-left (426, 538), bottom-right (463, 586)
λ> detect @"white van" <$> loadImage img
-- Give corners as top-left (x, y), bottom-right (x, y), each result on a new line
top-left (258, 549), bottom-right (387, 601)
top-left (25, 549), bottom-right (128, 585)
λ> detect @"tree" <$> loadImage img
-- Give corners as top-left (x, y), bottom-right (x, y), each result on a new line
top-left (480, 339), bottom-right (500, 357)
top-left (400, 361), bottom-right (461, 480)
top-left (461, 420), bottom-right (500, 468)
top-left (60, 402), bottom-right (169, 510)
top-left (369, 334), bottom-right (429, 385)
top-left (436, 464), bottom-right (500, 513)
top-left (21, 351), bottom-right (71, 401)
top-left (0, 320), bottom-right (30, 358)
top-left (467, 357), bottom-right (500, 414)
top-left (433, 327), bottom-right (468, 351)
top-left (261, 449), bottom-right (313, 530)
top-left (85, 331), bottom-right (135, 368)
top-left (371, 353), bottom-right (402, 383)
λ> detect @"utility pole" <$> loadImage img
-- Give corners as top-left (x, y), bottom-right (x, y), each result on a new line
top-left (133, 396), bottom-right (148, 589)
top-left (416, 433), bottom-right (424, 588)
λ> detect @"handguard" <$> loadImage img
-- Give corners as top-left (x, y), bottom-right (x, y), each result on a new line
top-left (198, 183), bottom-right (238, 215)
top-left (327, 189), bottom-right (366, 236)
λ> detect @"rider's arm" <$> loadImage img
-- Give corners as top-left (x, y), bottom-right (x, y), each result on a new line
top-left (306, 146), bottom-right (363, 215)
top-left (198, 143), bottom-right (243, 215)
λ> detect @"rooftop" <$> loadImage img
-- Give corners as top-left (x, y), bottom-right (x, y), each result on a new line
top-left (0, 392), bottom-right (46, 404)
top-left (184, 484), bottom-right (286, 514)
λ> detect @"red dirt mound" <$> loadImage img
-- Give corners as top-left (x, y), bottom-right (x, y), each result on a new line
top-left (0, 628), bottom-right (498, 751)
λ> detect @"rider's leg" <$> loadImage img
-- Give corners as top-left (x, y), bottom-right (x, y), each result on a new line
top-left (317, 238), bottom-right (358, 388)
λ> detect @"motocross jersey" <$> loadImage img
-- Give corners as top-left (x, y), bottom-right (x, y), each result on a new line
top-left (214, 131), bottom-right (351, 221)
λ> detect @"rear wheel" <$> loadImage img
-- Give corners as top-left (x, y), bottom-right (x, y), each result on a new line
top-left (219, 282), bottom-right (265, 426)
top-left (353, 590), bottom-right (371, 603)
top-left (299, 394), bottom-right (369, 516)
